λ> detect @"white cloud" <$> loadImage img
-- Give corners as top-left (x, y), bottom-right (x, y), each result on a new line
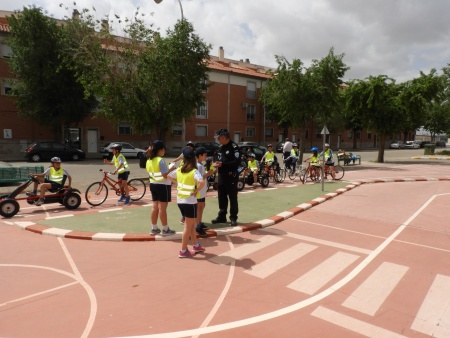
top-left (3, 0), bottom-right (450, 82)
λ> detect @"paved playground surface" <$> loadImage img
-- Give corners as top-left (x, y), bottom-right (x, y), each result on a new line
top-left (1, 162), bottom-right (450, 337)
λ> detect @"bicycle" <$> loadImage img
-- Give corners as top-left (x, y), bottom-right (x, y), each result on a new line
top-left (287, 163), bottom-right (308, 183)
top-left (324, 162), bottom-right (345, 180)
top-left (302, 161), bottom-right (323, 184)
top-left (261, 161), bottom-right (285, 183)
top-left (85, 169), bottom-right (146, 206)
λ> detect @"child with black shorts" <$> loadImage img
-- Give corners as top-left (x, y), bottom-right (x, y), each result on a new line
top-left (146, 140), bottom-right (176, 235)
top-left (168, 147), bottom-right (205, 258)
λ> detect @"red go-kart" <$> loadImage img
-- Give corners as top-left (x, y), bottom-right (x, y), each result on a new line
top-left (0, 176), bottom-right (82, 218)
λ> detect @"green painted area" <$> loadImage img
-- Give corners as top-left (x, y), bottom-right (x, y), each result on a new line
top-left (39, 182), bottom-right (349, 233)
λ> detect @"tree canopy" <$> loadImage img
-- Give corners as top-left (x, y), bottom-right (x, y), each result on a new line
top-left (7, 6), bottom-right (97, 140)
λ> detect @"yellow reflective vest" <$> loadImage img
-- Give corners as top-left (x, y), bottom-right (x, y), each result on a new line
top-left (48, 167), bottom-right (64, 184)
top-left (113, 153), bottom-right (129, 173)
top-left (147, 157), bottom-right (165, 183)
top-left (176, 168), bottom-right (196, 199)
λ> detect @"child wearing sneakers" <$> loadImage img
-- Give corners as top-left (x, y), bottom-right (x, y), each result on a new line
top-left (146, 140), bottom-right (177, 235)
top-left (103, 143), bottom-right (131, 205)
top-left (194, 147), bottom-right (215, 236)
top-left (168, 147), bottom-right (205, 258)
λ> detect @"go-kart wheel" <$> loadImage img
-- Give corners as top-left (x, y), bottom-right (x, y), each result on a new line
top-left (63, 192), bottom-right (81, 210)
top-left (31, 154), bottom-right (41, 162)
top-left (260, 176), bottom-right (269, 187)
top-left (237, 178), bottom-right (245, 191)
top-left (0, 199), bottom-right (20, 218)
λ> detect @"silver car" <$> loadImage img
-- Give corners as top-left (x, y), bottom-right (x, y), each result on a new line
top-left (100, 142), bottom-right (147, 159)
top-left (389, 141), bottom-right (405, 149)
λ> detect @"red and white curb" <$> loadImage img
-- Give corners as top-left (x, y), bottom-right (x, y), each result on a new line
top-left (5, 177), bottom-right (450, 241)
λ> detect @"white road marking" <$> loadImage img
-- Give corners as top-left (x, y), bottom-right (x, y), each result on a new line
top-left (45, 214), bottom-right (74, 219)
top-left (411, 274), bottom-right (450, 337)
top-left (288, 251), bottom-right (359, 295)
top-left (124, 189), bottom-right (435, 337)
top-left (244, 242), bottom-right (317, 279)
top-left (209, 236), bottom-right (282, 265)
top-left (311, 306), bottom-right (408, 338)
top-left (342, 262), bottom-right (409, 316)
top-left (99, 208), bottom-right (122, 213)
top-left (263, 228), bottom-right (371, 254)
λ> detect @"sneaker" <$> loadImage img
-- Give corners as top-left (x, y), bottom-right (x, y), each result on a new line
top-left (124, 196), bottom-right (131, 205)
top-left (178, 249), bottom-right (194, 258)
top-left (34, 198), bottom-right (45, 206)
top-left (193, 243), bottom-right (205, 253)
top-left (200, 222), bottom-right (208, 230)
top-left (162, 228), bottom-right (176, 235)
top-left (118, 195), bottom-right (126, 202)
top-left (211, 217), bottom-right (227, 224)
top-left (26, 191), bottom-right (37, 197)
top-left (180, 217), bottom-right (185, 224)
top-left (196, 225), bottom-right (207, 237)
top-left (150, 228), bottom-right (161, 235)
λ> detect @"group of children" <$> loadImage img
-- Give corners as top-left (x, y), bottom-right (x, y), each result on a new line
top-left (145, 140), bottom-right (215, 258)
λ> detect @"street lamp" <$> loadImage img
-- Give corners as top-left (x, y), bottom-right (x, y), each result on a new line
top-left (154, 0), bottom-right (184, 20)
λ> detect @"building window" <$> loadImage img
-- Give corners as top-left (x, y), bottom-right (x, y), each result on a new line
top-left (196, 102), bottom-right (208, 119)
top-left (2, 80), bottom-right (12, 95)
top-left (196, 125), bottom-right (207, 137)
top-left (200, 77), bottom-right (208, 93)
top-left (265, 128), bottom-right (273, 138)
top-left (246, 104), bottom-right (256, 121)
top-left (118, 122), bottom-right (132, 135)
top-left (368, 132), bottom-right (372, 140)
top-left (0, 43), bottom-right (12, 58)
top-left (315, 130), bottom-right (321, 139)
top-left (246, 127), bottom-right (255, 138)
top-left (348, 132), bottom-right (353, 139)
top-left (305, 130), bottom-right (309, 139)
top-left (355, 131), bottom-right (361, 139)
top-left (172, 124), bottom-right (182, 136)
top-left (247, 81), bottom-right (256, 99)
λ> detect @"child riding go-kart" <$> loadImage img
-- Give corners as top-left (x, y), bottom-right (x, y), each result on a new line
top-left (0, 157), bottom-right (81, 218)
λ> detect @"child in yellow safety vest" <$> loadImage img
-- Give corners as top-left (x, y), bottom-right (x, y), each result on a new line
top-left (103, 143), bottom-right (131, 205)
top-left (168, 147), bottom-right (206, 258)
top-left (146, 140), bottom-right (177, 235)
top-left (246, 153), bottom-right (259, 187)
top-left (304, 147), bottom-right (321, 177)
top-left (261, 144), bottom-right (280, 174)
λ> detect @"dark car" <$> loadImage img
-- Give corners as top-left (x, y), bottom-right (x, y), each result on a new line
top-left (194, 142), bottom-right (220, 156)
top-left (419, 141), bottom-right (434, 148)
top-left (276, 142), bottom-right (284, 153)
top-left (25, 141), bottom-right (85, 162)
top-left (239, 145), bottom-right (267, 161)
top-left (436, 140), bottom-right (447, 148)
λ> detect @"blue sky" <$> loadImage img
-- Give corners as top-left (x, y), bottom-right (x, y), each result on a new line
top-left (3, 0), bottom-right (450, 82)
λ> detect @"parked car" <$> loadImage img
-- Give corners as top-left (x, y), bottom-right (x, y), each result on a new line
top-left (238, 142), bottom-right (260, 147)
top-left (100, 142), bottom-right (147, 160)
top-left (276, 142), bottom-right (284, 153)
top-left (24, 141), bottom-right (85, 162)
top-left (194, 142), bottom-right (220, 157)
top-left (436, 140), bottom-right (447, 148)
top-left (419, 141), bottom-right (434, 148)
top-left (404, 141), bottom-right (420, 149)
top-left (389, 141), bottom-right (405, 149)
top-left (239, 145), bottom-right (267, 161)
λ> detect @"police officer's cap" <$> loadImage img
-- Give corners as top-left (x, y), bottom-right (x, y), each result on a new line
top-left (183, 147), bottom-right (195, 159)
top-left (152, 140), bottom-right (165, 150)
top-left (215, 128), bottom-right (230, 138)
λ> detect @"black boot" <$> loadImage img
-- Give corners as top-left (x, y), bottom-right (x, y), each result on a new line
top-left (211, 217), bottom-right (227, 224)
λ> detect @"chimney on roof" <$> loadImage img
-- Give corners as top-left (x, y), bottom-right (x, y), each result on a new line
top-left (219, 46), bottom-right (224, 61)
top-left (245, 58), bottom-right (250, 64)
top-left (72, 9), bottom-right (80, 20)
top-left (101, 19), bottom-right (109, 33)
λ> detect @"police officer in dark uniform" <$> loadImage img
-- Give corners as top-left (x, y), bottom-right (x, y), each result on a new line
top-left (211, 129), bottom-right (241, 226)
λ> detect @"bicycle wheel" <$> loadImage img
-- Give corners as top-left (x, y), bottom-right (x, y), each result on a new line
top-left (288, 168), bottom-right (296, 180)
top-left (128, 179), bottom-right (146, 201)
top-left (299, 168), bottom-right (308, 184)
top-left (275, 168), bottom-right (286, 183)
top-left (85, 182), bottom-right (108, 206)
top-left (333, 165), bottom-right (345, 180)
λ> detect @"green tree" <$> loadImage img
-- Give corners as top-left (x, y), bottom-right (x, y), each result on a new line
top-left (7, 6), bottom-right (97, 141)
top-left (261, 48), bottom-right (348, 157)
top-left (61, 7), bottom-right (211, 140)
top-left (344, 75), bottom-right (403, 163)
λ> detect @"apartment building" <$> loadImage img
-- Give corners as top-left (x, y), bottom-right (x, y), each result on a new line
top-left (0, 10), bottom-right (380, 161)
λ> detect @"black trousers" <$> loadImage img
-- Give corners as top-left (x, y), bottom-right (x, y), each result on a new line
top-left (217, 174), bottom-right (238, 221)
